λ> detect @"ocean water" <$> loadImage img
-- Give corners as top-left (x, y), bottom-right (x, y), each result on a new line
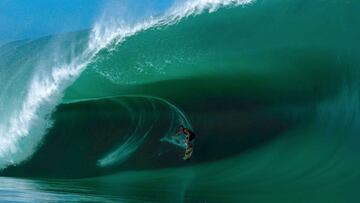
top-left (1, 0), bottom-right (360, 202)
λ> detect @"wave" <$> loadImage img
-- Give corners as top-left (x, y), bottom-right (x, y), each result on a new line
top-left (0, 0), bottom-right (254, 171)
top-left (1, 0), bottom-right (360, 180)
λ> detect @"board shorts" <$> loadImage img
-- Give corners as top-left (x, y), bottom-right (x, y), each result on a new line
top-left (184, 144), bottom-right (194, 160)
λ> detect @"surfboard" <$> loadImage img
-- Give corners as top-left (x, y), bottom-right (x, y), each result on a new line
top-left (183, 146), bottom-right (193, 160)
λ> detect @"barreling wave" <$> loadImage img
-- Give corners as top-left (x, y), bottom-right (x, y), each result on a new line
top-left (0, 0), bottom-right (254, 170)
top-left (1, 0), bottom-right (360, 182)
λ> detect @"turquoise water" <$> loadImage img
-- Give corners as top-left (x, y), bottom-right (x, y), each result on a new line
top-left (1, 0), bottom-right (360, 202)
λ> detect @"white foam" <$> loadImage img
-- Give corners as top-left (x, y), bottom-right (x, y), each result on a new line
top-left (0, 0), bottom-right (254, 169)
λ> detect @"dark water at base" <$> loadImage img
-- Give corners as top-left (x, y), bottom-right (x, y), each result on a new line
top-left (2, 150), bottom-right (359, 203)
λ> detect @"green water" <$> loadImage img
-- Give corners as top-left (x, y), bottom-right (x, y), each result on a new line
top-left (1, 0), bottom-right (360, 202)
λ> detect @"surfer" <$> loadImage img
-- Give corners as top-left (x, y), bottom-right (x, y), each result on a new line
top-left (174, 125), bottom-right (196, 145)
top-left (174, 125), bottom-right (195, 160)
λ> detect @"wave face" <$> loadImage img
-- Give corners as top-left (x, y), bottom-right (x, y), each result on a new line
top-left (0, 0), bottom-right (253, 172)
top-left (1, 1), bottom-right (360, 200)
